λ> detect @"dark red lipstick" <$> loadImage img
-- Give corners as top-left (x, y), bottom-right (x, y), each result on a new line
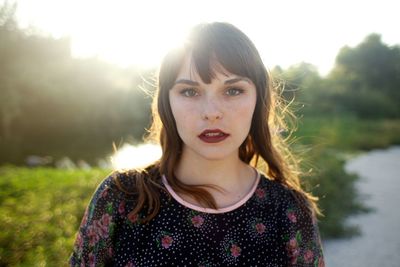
top-left (198, 129), bottom-right (229, 143)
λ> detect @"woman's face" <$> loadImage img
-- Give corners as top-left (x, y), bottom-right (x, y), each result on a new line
top-left (169, 55), bottom-right (257, 162)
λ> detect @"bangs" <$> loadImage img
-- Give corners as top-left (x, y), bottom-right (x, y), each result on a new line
top-left (158, 22), bottom-right (268, 94)
top-left (188, 22), bottom-right (266, 85)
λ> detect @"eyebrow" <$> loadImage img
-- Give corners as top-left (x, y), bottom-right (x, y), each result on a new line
top-left (224, 77), bottom-right (252, 85)
top-left (174, 79), bottom-right (200, 86)
top-left (174, 77), bottom-right (252, 86)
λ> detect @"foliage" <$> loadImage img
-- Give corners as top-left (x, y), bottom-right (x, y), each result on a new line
top-left (302, 149), bottom-right (369, 238)
top-left (272, 34), bottom-right (400, 119)
top-left (0, 166), bottom-right (110, 266)
top-left (296, 116), bottom-right (400, 151)
top-left (334, 35), bottom-right (400, 117)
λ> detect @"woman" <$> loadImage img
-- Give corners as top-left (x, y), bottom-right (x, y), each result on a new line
top-left (70, 22), bottom-right (325, 266)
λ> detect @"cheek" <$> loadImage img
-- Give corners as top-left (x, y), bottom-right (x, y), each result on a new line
top-left (173, 111), bottom-right (189, 129)
top-left (246, 94), bottom-right (257, 120)
top-left (170, 99), bottom-right (196, 131)
top-left (228, 98), bottom-right (256, 123)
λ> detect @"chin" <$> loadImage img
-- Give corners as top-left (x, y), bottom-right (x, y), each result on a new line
top-left (194, 147), bottom-right (239, 162)
top-left (181, 138), bottom-right (242, 162)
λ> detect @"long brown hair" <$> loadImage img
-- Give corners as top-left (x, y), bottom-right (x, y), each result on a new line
top-left (115, 22), bottom-right (320, 223)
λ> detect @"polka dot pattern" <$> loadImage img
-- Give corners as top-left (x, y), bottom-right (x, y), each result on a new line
top-left (69, 172), bottom-right (325, 266)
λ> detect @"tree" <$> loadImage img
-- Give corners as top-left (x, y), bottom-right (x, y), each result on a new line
top-left (329, 34), bottom-right (400, 118)
top-left (0, 1), bottom-right (21, 141)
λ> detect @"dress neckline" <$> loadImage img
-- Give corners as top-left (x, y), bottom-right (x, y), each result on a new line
top-left (162, 169), bottom-right (260, 214)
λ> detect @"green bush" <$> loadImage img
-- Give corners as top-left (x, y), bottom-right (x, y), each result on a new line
top-left (296, 116), bottom-right (400, 150)
top-left (301, 148), bottom-right (371, 239)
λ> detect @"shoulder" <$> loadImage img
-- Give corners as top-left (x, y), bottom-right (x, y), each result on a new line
top-left (83, 169), bottom-right (159, 222)
top-left (86, 170), bottom-right (141, 213)
top-left (258, 174), bottom-right (314, 219)
top-left (258, 174), bottom-right (295, 202)
top-left (253, 174), bottom-right (325, 266)
top-left (91, 171), bottom-right (133, 199)
top-left (94, 167), bottom-right (162, 199)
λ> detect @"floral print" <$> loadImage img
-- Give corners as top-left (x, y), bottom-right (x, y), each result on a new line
top-left (318, 256), bottom-right (326, 267)
top-left (127, 212), bottom-right (138, 224)
top-left (69, 181), bottom-right (119, 266)
top-left (255, 222), bottom-right (266, 234)
top-left (287, 208), bottom-right (298, 223)
top-left (161, 235), bottom-right (173, 249)
top-left (89, 213), bottom-right (112, 241)
top-left (255, 188), bottom-right (266, 199)
top-left (84, 203), bottom-right (114, 251)
top-left (191, 215), bottom-right (205, 228)
top-left (284, 226), bottom-right (324, 266)
top-left (303, 249), bottom-right (314, 263)
top-left (287, 237), bottom-right (300, 265)
top-left (229, 244), bottom-right (241, 258)
top-left (125, 261), bottom-right (135, 267)
top-left (70, 172), bottom-right (324, 266)
top-left (118, 200), bottom-right (126, 215)
top-left (188, 210), bottom-right (208, 230)
top-left (222, 239), bottom-right (242, 263)
top-left (155, 230), bottom-right (174, 249)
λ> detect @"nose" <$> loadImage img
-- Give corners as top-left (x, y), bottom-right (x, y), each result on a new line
top-left (202, 96), bottom-right (223, 121)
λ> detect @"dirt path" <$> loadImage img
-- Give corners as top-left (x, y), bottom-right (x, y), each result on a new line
top-left (323, 146), bottom-right (400, 267)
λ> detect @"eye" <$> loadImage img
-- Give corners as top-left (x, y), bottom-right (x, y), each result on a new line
top-left (180, 88), bottom-right (199, 97)
top-left (226, 87), bottom-right (244, 96)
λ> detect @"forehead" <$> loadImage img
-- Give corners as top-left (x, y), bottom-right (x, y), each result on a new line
top-left (175, 53), bottom-right (235, 83)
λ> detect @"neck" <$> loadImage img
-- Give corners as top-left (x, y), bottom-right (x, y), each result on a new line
top-left (174, 149), bottom-right (255, 194)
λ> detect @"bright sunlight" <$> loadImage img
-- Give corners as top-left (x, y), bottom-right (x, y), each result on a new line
top-left (14, 0), bottom-right (399, 74)
top-left (16, 0), bottom-right (193, 68)
top-left (111, 143), bottom-right (162, 170)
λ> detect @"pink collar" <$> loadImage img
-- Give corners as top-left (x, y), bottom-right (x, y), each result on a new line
top-left (162, 170), bottom-right (260, 214)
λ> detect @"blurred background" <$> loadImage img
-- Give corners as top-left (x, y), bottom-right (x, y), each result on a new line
top-left (0, 0), bottom-right (399, 266)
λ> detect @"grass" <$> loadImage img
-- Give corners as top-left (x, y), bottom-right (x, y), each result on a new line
top-left (0, 166), bottom-right (110, 266)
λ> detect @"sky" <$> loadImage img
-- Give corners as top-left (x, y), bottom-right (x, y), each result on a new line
top-left (9, 0), bottom-right (400, 75)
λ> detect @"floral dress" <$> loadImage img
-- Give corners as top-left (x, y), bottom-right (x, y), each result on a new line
top-left (69, 171), bottom-right (324, 266)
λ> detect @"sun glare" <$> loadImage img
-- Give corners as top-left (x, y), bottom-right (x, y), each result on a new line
top-left (15, 0), bottom-right (399, 74)
top-left (111, 143), bottom-right (162, 170)
top-left (16, 0), bottom-right (193, 68)
top-left (70, 15), bottom-right (190, 68)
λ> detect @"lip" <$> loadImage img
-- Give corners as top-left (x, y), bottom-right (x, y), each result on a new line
top-left (198, 129), bottom-right (229, 143)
